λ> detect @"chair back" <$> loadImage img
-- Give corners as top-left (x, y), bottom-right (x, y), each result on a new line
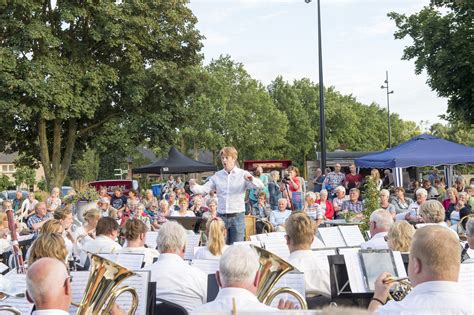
top-left (155, 298), bottom-right (188, 315)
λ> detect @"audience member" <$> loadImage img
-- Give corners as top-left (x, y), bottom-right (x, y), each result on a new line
top-left (304, 192), bottom-right (324, 226)
top-left (170, 197), bottom-right (195, 217)
top-left (402, 188), bottom-right (427, 223)
top-left (316, 189), bottom-right (334, 220)
top-left (342, 188), bottom-right (363, 216)
top-left (27, 202), bottom-right (52, 234)
top-left (269, 198), bottom-right (292, 231)
top-left (379, 189), bottom-right (396, 217)
top-left (391, 187), bottom-right (413, 214)
top-left (332, 186), bottom-right (347, 219)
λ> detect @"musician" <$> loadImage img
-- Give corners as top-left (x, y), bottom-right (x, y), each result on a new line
top-left (286, 212), bottom-right (331, 297)
top-left (145, 221), bottom-right (207, 313)
top-left (120, 218), bottom-right (159, 266)
top-left (73, 208), bottom-right (100, 244)
top-left (386, 221), bottom-right (415, 253)
top-left (191, 245), bottom-right (290, 314)
top-left (465, 218), bottom-right (474, 263)
top-left (194, 217), bottom-right (228, 260)
top-left (368, 225), bottom-right (473, 314)
top-left (269, 198), bottom-right (292, 232)
top-left (53, 206), bottom-right (77, 256)
top-left (28, 232), bottom-right (68, 266)
top-left (190, 146), bottom-right (264, 244)
top-left (82, 217), bottom-right (122, 254)
top-left (27, 202), bottom-right (52, 234)
top-left (361, 209), bottom-right (393, 250)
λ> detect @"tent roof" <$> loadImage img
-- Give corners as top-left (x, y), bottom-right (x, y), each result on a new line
top-left (132, 147), bottom-right (217, 174)
top-left (355, 134), bottom-right (474, 168)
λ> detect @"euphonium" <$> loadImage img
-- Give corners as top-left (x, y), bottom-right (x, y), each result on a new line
top-left (384, 277), bottom-right (413, 301)
top-left (0, 306), bottom-right (21, 314)
top-left (74, 254), bottom-right (139, 315)
top-left (250, 245), bottom-right (308, 309)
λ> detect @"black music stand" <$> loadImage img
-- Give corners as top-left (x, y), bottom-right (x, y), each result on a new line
top-left (207, 273), bottom-right (219, 302)
top-left (167, 217), bottom-right (203, 233)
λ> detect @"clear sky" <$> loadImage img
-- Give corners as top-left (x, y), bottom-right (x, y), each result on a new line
top-left (188, 0), bottom-right (448, 126)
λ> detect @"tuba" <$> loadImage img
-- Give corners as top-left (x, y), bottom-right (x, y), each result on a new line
top-left (74, 254), bottom-right (139, 315)
top-left (250, 245), bottom-right (308, 309)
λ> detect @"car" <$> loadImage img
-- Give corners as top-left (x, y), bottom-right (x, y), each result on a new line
top-left (0, 190), bottom-right (29, 203)
top-left (61, 186), bottom-right (73, 197)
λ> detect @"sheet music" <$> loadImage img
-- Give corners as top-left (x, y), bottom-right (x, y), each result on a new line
top-left (264, 241), bottom-right (290, 261)
top-left (184, 233), bottom-right (201, 260)
top-left (18, 234), bottom-right (34, 242)
top-left (269, 272), bottom-right (305, 308)
top-left (0, 262), bottom-right (8, 273)
top-left (343, 252), bottom-right (367, 293)
top-left (318, 227), bottom-right (346, 248)
top-left (69, 270), bottom-right (149, 315)
top-left (194, 246), bottom-right (206, 256)
top-left (233, 240), bottom-right (261, 247)
top-left (459, 263), bottom-right (474, 300)
top-left (393, 251), bottom-right (407, 278)
top-left (0, 272), bottom-right (33, 314)
top-left (98, 253), bottom-right (144, 270)
top-left (338, 225), bottom-right (365, 247)
top-left (311, 249), bottom-right (337, 273)
top-left (337, 247), bottom-right (360, 255)
top-left (249, 235), bottom-right (259, 242)
top-left (311, 236), bottom-right (326, 249)
top-left (145, 231), bottom-right (159, 250)
top-left (191, 259), bottom-right (220, 274)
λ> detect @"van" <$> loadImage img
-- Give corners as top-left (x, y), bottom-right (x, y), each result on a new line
top-left (88, 180), bottom-right (139, 196)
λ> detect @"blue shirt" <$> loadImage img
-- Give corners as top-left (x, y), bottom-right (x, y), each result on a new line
top-left (270, 209), bottom-right (292, 226)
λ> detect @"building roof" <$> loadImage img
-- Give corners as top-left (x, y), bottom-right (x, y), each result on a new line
top-left (0, 152), bottom-right (18, 164)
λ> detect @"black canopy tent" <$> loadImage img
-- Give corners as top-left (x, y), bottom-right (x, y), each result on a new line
top-left (132, 147), bottom-right (217, 174)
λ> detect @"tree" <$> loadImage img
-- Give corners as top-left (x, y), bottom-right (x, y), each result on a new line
top-left (0, 1), bottom-right (203, 189)
top-left (0, 175), bottom-right (13, 191)
top-left (388, 1), bottom-right (473, 124)
top-left (13, 166), bottom-right (36, 189)
top-left (69, 148), bottom-right (100, 182)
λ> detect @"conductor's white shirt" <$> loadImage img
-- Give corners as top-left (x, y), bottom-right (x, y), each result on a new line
top-left (145, 253), bottom-right (207, 313)
top-left (191, 167), bottom-right (264, 214)
top-left (81, 235), bottom-right (122, 254)
top-left (288, 250), bottom-right (331, 297)
top-left (375, 281), bottom-right (473, 315)
top-left (360, 232), bottom-right (389, 250)
top-left (191, 287), bottom-right (275, 314)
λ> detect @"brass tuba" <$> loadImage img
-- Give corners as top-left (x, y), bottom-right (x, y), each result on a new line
top-left (74, 254), bottom-right (139, 315)
top-left (250, 245), bottom-right (308, 309)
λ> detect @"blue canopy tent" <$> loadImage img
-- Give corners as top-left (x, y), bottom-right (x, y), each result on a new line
top-left (355, 134), bottom-right (474, 187)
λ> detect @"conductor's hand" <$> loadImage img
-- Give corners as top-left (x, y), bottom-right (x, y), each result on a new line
top-left (244, 175), bottom-right (253, 182)
top-left (277, 299), bottom-right (297, 310)
top-left (373, 272), bottom-right (395, 302)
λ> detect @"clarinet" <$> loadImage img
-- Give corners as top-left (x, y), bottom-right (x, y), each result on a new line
top-left (6, 209), bottom-right (26, 273)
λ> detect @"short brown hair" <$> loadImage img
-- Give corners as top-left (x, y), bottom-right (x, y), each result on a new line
top-left (178, 197), bottom-right (188, 205)
top-left (395, 187), bottom-right (405, 194)
top-left (286, 212), bottom-right (316, 247)
top-left (219, 146), bottom-right (238, 160)
top-left (125, 218), bottom-right (147, 241)
top-left (53, 206), bottom-right (72, 220)
top-left (96, 217), bottom-right (119, 236)
top-left (28, 233), bottom-right (68, 266)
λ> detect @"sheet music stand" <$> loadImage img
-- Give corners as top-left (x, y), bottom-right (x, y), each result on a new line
top-left (167, 216), bottom-right (203, 233)
top-left (207, 273), bottom-right (219, 302)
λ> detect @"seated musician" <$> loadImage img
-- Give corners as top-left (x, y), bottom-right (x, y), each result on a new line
top-left (53, 206), bottom-right (78, 257)
top-left (191, 245), bottom-right (294, 314)
top-left (285, 212), bottom-right (331, 298)
top-left (145, 221), bottom-right (207, 313)
top-left (368, 225), bottom-right (472, 314)
top-left (304, 192), bottom-right (324, 226)
top-left (82, 217), bottom-right (122, 254)
top-left (386, 221), bottom-right (415, 253)
top-left (361, 209), bottom-right (393, 250)
top-left (26, 219), bottom-right (64, 262)
top-left (120, 218), bottom-right (159, 266)
top-left (27, 202), bottom-right (52, 234)
top-left (73, 208), bottom-right (100, 244)
top-left (251, 192), bottom-right (272, 233)
top-left (269, 198), bottom-right (292, 232)
top-left (28, 232), bottom-right (68, 266)
top-left (0, 212), bottom-right (11, 254)
top-left (194, 217), bottom-right (228, 260)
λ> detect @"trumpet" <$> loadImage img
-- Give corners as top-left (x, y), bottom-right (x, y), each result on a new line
top-left (383, 276), bottom-right (412, 301)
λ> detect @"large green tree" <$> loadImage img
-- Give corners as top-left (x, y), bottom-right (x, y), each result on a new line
top-left (0, 1), bottom-right (202, 189)
top-left (388, 0), bottom-right (473, 124)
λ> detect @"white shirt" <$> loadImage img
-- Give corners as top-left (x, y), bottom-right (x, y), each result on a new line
top-left (191, 287), bottom-right (275, 314)
top-left (145, 253), bottom-right (207, 313)
top-left (361, 231), bottom-right (389, 250)
top-left (194, 245), bottom-right (228, 260)
top-left (191, 167), bottom-right (264, 214)
top-left (33, 310), bottom-right (69, 315)
top-left (376, 281), bottom-right (473, 315)
top-left (287, 250), bottom-right (331, 297)
top-left (82, 235), bottom-right (122, 254)
top-left (416, 222), bottom-right (459, 239)
top-left (170, 210), bottom-right (195, 217)
top-left (120, 246), bottom-right (160, 267)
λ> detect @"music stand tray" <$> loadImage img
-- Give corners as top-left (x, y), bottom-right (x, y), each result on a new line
top-left (167, 216), bottom-right (203, 233)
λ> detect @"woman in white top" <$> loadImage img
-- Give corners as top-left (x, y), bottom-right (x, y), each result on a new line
top-left (121, 218), bottom-right (159, 267)
top-left (46, 187), bottom-right (62, 213)
top-left (194, 217), bottom-right (227, 260)
top-left (170, 197), bottom-right (195, 217)
top-left (18, 192), bottom-right (38, 221)
top-left (74, 208), bottom-right (100, 245)
top-left (371, 169), bottom-right (383, 191)
top-left (53, 206), bottom-right (78, 258)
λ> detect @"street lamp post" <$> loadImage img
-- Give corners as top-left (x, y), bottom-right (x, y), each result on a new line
top-left (380, 70), bottom-right (394, 148)
top-left (307, 0), bottom-right (327, 171)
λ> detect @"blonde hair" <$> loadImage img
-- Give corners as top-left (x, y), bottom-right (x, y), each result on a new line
top-left (371, 169), bottom-right (380, 181)
top-left (125, 218), bottom-right (147, 241)
top-left (40, 219), bottom-right (63, 234)
top-left (83, 208), bottom-right (101, 223)
top-left (446, 187), bottom-right (458, 199)
top-left (419, 200), bottom-right (445, 223)
top-left (387, 221), bottom-right (415, 252)
top-left (285, 212), bottom-right (316, 247)
top-left (219, 146), bottom-right (238, 160)
top-left (28, 233), bottom-right (68, 266)
top-left (206, 218), bottom-right (226, 256)
top-left (53, 206), bottom-right (72, 220)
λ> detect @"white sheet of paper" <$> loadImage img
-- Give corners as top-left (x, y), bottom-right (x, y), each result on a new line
top-left (459, 263), bottom-right (474, 300)
top-left (269, 272), bottom-right (306, 308)
top-left (337, 247), bottom-right (360, 255)
top-left (311, 237), bottom-right (326, 249)
top-left (343, 252), bottom-right (367, 293)
top-left (318, 227), bottom-right (346, 248)
top-left (98, 253), bottom-right (144, 270)
top-left (184, 233), bottom-right (201, 260)
top-left (0, 272), bottom-right (33, 314)
top-left (393, 251), bottom-right (407, 278)
top-left (191, 259), bottom-right (220, 274)
top-left (311, 249), bottom-right (337, 273)
top-left (338, 225), bottom-right (365, 247)
top-left (69, 270), bottom-right (149, 315)
top-left (194, 246), bottom-right (206, 256)
top-left (0, 297), bottom-right (34, 314)
top-left (264, 241), bottom-right (290, 261)
top-left (18, 234), bottom-right (34, 242)
top-left (249, 235), bottom-right (259, 242)
top-left (233, 240), bottom-right (261, 247)
top-left (0, 262), bottom-right (8, 273)
top-left (145, 231), bottom-right (159, 250)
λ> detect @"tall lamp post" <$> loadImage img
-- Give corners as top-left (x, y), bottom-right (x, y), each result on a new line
top-left (380, 70), bottom-right (394, 148)
top-left (306, 0), bottom-right (327, 171)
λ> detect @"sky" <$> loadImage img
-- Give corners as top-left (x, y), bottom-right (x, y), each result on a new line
top-left (188, 0), bottom-right (448, 127)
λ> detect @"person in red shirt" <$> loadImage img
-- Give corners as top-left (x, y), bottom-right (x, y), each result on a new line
top-left (316, 189), bottom-right (334, 220)
top-left (345, 164), bottom-right (363, 191)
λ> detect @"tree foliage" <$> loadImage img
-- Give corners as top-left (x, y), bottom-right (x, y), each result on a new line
top-left (69, 148), bottom-right (100, 182)
top-left (0, 1), bottom-right (203, 189)
top-left (0, 175), bottom-right (13, 191)
top-left (13, 166), bottom-right (36, 189)
top-left (388, 0), bottom-right (473, 124)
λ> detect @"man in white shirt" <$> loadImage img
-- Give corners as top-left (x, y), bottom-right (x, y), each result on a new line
top-left (192, 245), bottom-right (292, 314)
top-left (286, 212), bottom-right (331, 298)
top-left (145, 221), bottom-right (207, 313)
top-left (361, 209), bottom-right (393, 250)
top-left (190, 146), bottom-right (264, 244)
top-left (368, 225), bottom-right (473, 314)
top-left (82, 217), bottom-right (122, 254)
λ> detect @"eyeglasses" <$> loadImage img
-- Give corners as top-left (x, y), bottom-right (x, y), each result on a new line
top-left (384, 235), bottom-right (389, 242)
